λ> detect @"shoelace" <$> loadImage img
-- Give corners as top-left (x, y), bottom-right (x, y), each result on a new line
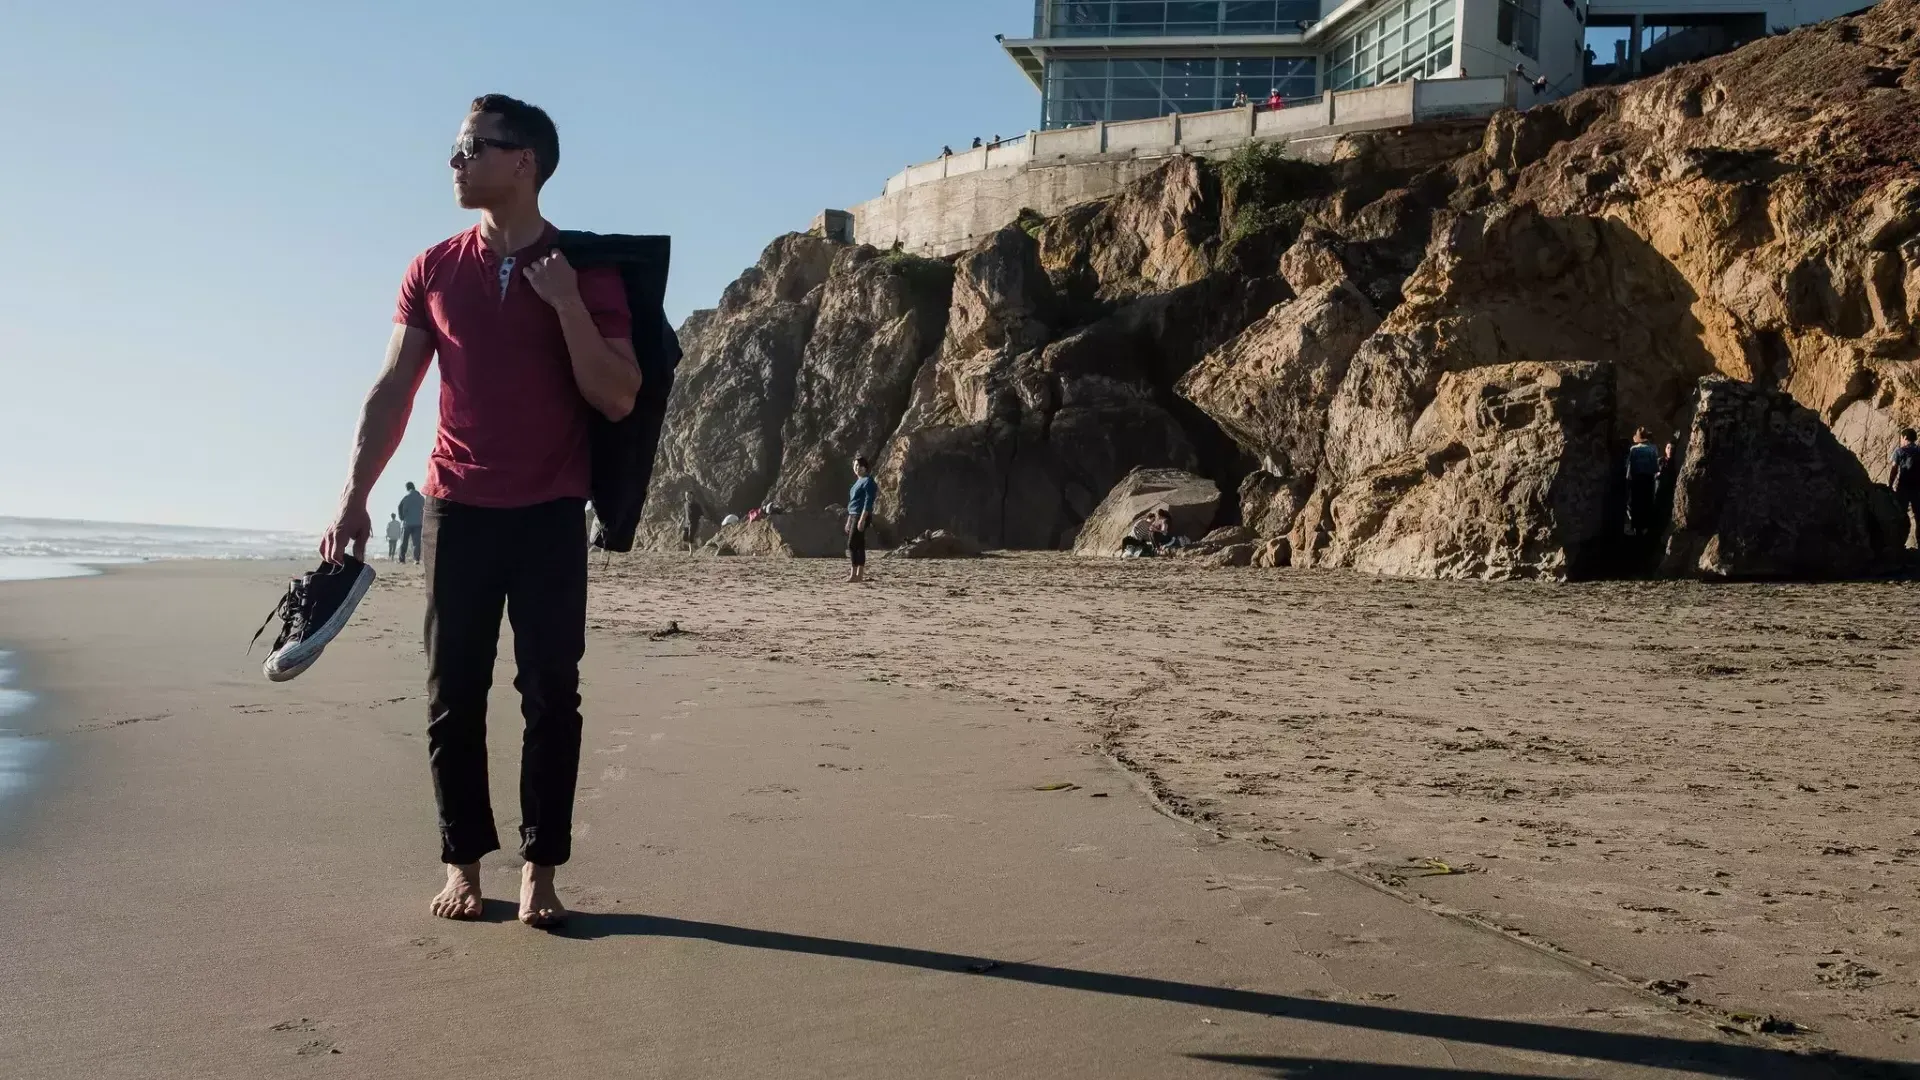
top-left (248, 577), bottom-right (310, 654)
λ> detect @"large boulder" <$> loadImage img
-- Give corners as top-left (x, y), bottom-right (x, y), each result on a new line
top-left (1176, 280), bottom-right (1381, 479)
top-left (1663, 377), bottom-right (1910, 578)
top-left (709, 510), bottom-right (848, 558)
top-left (1293, 362), bottom-right (1613, 580)
top-left (1072, 468), bottom-right (1222, 556)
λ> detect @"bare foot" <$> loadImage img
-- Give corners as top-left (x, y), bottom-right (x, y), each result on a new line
top-left (520, 863), bottom-right (568, 928)
top-left (430, 863), bottom-right (483, 920)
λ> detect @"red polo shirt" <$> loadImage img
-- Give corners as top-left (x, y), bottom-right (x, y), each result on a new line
top-left (394, 224), bottom-right (632, 508)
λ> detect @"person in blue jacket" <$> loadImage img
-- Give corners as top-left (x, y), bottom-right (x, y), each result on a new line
top-left (846, 456), bottom-right (879, 583)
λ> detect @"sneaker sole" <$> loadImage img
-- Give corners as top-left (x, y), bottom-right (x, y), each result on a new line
top-left (263, 565), bottom-right (375, 682)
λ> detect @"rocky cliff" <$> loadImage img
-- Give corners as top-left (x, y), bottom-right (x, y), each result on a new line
top-left (643, 0), bottom-right (1920, 578)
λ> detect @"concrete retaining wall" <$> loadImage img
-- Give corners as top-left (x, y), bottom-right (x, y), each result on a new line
top-left (854, 76), bottom-right (1512, 258)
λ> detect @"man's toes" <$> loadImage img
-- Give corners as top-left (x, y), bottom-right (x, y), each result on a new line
top-left (462, 894), bottom-right (483, 917)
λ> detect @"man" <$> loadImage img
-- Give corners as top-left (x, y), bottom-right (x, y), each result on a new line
top-left (681, 490), bottom-right (703, 553)
top-left (319, 94), bottom-right (640, 928)
top-left (397, 482), bottom-right (425, 563)
top-left (846, 456), bottom-right (878, 584)
top-left (386, 513), bottom-right (403, 560)
top-left (1890, 428), bottom-right (1920, 546)
top-left (1625, 427), bottom-right (1663, 536)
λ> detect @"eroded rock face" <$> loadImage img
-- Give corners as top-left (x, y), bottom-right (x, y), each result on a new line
top-left (1293, 362), bottom-right (1613, 580)
top-left (636, 235), bottom-right (945, 551)
top-left (1071, 468), bottom-right (1222, 556)
top-left (1663, 377), bottom-right (1909, 578)
top-left (647, 1), bottom-right (1920, 579)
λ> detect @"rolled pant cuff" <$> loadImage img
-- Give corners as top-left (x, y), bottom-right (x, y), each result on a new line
top-left (519, 828), bottom-right (570, 867)
top-left (441, 830), bottom-right (501, 866)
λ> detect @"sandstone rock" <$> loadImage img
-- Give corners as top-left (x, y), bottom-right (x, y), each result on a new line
top-left (1238, 471), bottom-right (1314, 538)
top-left (1203, 542), bottom-right (1256, 568)
top-left (1177, 281), bottom-right (1381, 479)
top-left (1252, 536), bottom-right (1292, 568)
top-left (708, 510), bottom-right (848, 558)
top-left (885, 529), bottom-right (984, 559)
top-left (1072, 468), bottom-right (1222, 556)
top-left (636, 234), bottom-right (838, 550)
top-left (1663, 377), bottom-right (1909, 578)
top-left (771, 247), bottom-right (953, 513)
top-left (1295, 362), bottom-right (1613, 580)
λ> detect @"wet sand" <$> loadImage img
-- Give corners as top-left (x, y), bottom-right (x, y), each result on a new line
top-left (0, 558), bottom-right (1908, 1076)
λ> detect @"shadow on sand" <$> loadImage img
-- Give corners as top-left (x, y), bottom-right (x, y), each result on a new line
top-left (556, 913), bottom-right (1905, 1078)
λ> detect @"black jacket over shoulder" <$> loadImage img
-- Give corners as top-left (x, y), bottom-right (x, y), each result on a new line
top-left (554, 231), bottom-right (681, 553)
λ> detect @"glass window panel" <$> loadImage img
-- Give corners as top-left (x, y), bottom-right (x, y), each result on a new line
top-left (1046, 77), bottom-right (1111, 104)
top-left (1111, 77), bottom-right (1164, 99)
top-left (1106, 99), bottom-right (1164, 122)
top-left (1275, 0), bottom-right (1318, 23)
top-left (1225, 1), bottom-right (1277, 31)
top-left (1164, 58), bottom-right (1217, 77)
top-left (1167, 2), bottom-right (1220, 29)
top-left (1114, 1), bottom-right (1166, 26)
top-left (1050, 59), bottom-right (1111, 80)
top-left (1222, 57), bottom-right (1274, 81)
top-left (1052, 1), bottom-right (1113, 34)
top-left (1112, 58), bottom-right (1164, 79)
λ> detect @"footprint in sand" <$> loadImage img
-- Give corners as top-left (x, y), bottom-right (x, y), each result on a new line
top-left (602, 765), bottom-right (628, 782)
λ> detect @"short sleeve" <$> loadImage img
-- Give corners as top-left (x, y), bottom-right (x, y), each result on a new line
top-left (578, 266), bottom-right (633, 341)
top-left (394, 252), bottom-right (431, 329)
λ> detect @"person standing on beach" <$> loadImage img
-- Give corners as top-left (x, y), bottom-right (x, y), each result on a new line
top-left (386, 514), bottom-right (403, 560)
top-left (318, 94), bottom-right (640, 927)
top-left (846, 456), bottom-right (878, 584)
top-left (396, 482), bottom-right (425, 563)
top-left (681, 491), bottom-right (703, 553)
top-left (1624, 428), bottom-right (1662, 536)
top-left (1890, 428), bottom-right (1920, 546)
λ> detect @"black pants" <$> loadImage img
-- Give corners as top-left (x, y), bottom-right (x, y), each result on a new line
top-left (847, 522), bottom-right (867, 567)
top-left (1899, 489), bottom-right (1920, 546)
top-left (400, 523), bottom-right (422, 563)
top-left (1626, 474), bottom-right (1658, 534)
top-left (423, 496), bottom-right (587, 866)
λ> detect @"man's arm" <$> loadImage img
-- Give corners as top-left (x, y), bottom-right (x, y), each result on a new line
top-left (320, 325), bottom-right (434, 564)
top-left (524, 251), bottom-right (640, 421)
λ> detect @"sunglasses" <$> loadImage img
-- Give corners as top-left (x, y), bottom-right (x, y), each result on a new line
top-left (450, 134), bottom-right (525, 162)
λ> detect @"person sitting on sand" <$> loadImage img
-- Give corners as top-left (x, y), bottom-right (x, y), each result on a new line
top-left (1150, 508), bottom-right (1189, 553)
top-left (1122, 512), bottom-right (1158, 557)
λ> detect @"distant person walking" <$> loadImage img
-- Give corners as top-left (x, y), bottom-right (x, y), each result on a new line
top-left (1890, 428), bottom-right (1920, 546)
top-left (1625, 428), bottom-right (1663, 536)
top-left (386, 514), bottom-right (404, 560)
top-left (397, 482), bottom-right (426, 563)
top-left (846, 456), bottom-right (878, 584)
top-left (681, 491), bottom-right (704, 552)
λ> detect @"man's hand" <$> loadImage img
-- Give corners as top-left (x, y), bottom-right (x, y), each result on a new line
top-left (524, 249), bottom-right (582, 311)
top-left (844, 517), bottom-right (853, 536)
top-left (321, 498), bottom-right (372, 566)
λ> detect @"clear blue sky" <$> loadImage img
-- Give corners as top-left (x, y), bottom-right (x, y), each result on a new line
top-left (0, 0), bottom-right (1036, 532)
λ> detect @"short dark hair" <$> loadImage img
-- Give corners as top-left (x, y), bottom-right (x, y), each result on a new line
top-left (854, 455), bottom-right (871, 469)
top-left (1905, 429), bottom-right (1917, 442)
top-left (469, 94), bottom-right (559, 188)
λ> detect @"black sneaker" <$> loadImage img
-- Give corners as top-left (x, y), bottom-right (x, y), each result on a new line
top-left (251, 556), bottom-right (376, 682)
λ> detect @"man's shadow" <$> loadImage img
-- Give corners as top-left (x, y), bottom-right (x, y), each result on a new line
top-left (556, 912), bottom-right (1905, 1079)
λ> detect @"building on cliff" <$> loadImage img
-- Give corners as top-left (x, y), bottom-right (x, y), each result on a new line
top-left (998, 0), bottom-right (1876, 122)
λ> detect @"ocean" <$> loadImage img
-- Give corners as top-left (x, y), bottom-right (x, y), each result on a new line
top-left (0, 516), bottom-right (314, 813)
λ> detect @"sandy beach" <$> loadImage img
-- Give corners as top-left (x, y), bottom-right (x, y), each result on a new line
top-left (0, 558), bottom-right (1910, 1077)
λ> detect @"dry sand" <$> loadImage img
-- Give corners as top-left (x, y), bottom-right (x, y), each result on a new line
top-left (591, 552), bottom-right (1920, 1062)
top-left (0, 558), bottom-right (1909, 1077)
